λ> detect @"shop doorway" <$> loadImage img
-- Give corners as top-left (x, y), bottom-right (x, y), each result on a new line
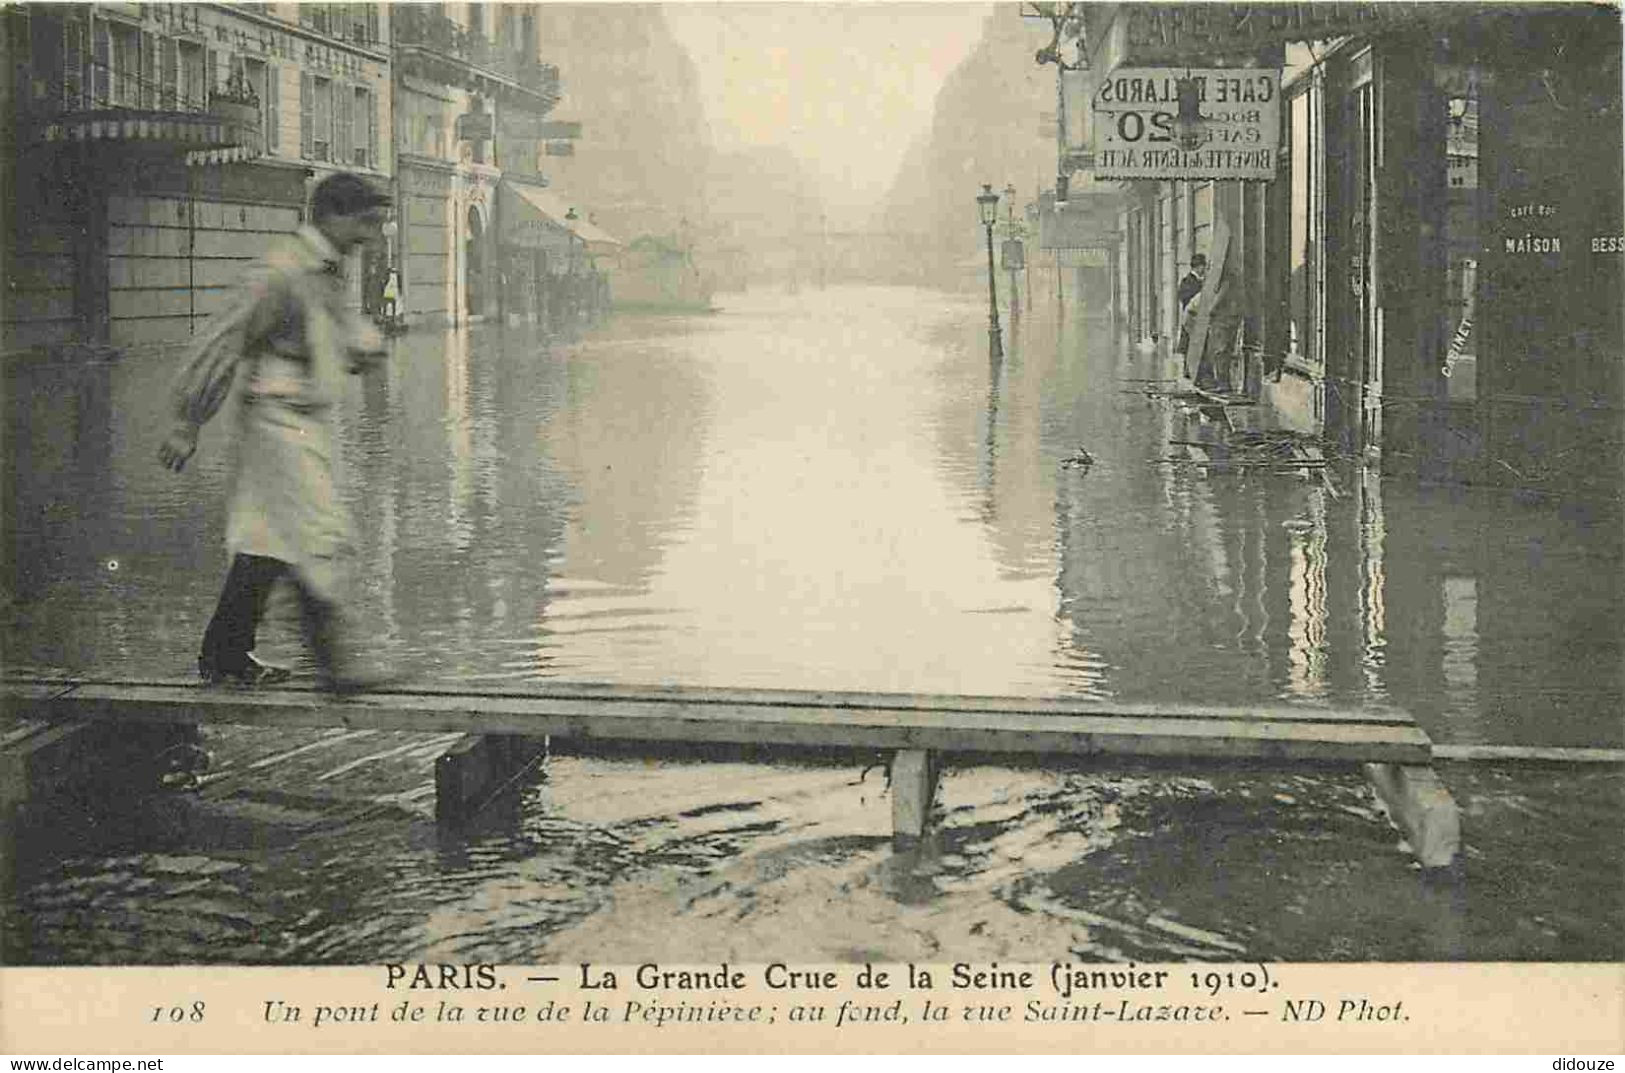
top-left (1327, 48), bottom-right (1382, 458)
top-left (465, 206), bottom-right (485, 319)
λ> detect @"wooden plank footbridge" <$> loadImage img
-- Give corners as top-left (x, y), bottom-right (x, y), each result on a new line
top-left (0, 678), bottom-right (1461, 868)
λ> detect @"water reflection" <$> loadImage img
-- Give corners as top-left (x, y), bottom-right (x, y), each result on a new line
top-left (1441, 575), bottom-right (1481, 728)
top-left (1356, 468), bottom-right (1389, 702)
top-left (2, 286), bottom-right (1622, 965)
top-left (2, 291), bottom-right (1619, 729)
top-left (1285, 487), bottom-right (1330, 700)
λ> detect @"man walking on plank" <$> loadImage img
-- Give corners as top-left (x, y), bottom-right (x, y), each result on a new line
top-left (159, 172), bottom-right (395, 694)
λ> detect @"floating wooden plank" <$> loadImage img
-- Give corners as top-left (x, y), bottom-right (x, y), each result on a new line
top-left (1434, 743), bottom-right (1625, 764)
top-left (6, 676), bottom-right (1418, 725)
top-left (1, 679), bottom-right (1432, 765)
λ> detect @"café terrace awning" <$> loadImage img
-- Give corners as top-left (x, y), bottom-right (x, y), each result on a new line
top-left (502, 181), bottom-right (623, 249)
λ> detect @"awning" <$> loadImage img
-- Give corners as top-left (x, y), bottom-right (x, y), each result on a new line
top-left (503, 180), bottom-right (623, 249)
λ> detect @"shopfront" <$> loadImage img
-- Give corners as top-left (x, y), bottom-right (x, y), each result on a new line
top-left (1085, 3), bottom-right (1622, 492)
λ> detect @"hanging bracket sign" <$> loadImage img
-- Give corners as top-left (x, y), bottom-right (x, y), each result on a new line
top-left (1090, 68), bottom-right (1281, 181)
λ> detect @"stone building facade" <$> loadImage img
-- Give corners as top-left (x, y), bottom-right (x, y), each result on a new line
top-left (3, 2), bottom-right (392, 347)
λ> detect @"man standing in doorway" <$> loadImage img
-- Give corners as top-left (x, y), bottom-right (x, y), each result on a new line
top-left (1174, 252), bottom-right (1208, 372)
top-left (159, 172), bottom-right (393, 694)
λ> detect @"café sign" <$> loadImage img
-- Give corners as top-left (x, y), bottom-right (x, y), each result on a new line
top-left (1090, 68), bottom-right (1281, 181)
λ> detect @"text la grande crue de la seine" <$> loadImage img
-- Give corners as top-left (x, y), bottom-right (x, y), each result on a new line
top-left (367, 962), bottom-right (1413, 1027)
top-left (385, 960), bottom-right (1273, 1002)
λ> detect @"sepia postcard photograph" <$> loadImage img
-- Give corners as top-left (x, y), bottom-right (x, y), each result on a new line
top-left (0, 0), bottom-right (1621, 1056)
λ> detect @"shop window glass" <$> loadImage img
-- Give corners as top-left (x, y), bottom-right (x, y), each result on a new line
top-left (1158, 189), bottom-right (1174, 339)
top-left (1287, 83), bottom-right (1324, 366)
top-left (1192, 182), bottom-right (1214, 264)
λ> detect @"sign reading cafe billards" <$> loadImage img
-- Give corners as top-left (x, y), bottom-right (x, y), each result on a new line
top-left (1090, 68), bottom-right (1281, 181)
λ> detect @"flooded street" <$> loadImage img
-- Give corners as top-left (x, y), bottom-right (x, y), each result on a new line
top-left (4, 286), bottom-right (1622, 964)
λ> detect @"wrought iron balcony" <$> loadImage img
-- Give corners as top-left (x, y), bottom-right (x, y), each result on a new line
top-left (392, 7), bottom-right (560, 113)
top-left (17, 64), bottom-right (262, 154)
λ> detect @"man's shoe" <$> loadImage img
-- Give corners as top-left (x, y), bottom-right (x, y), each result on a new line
top-left (199, 653), bottom-right (294, 688)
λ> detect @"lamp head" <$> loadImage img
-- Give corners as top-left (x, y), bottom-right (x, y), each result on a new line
top-left (976, 183), bottom-right (999, 227)
top-left (1175, 75), bottom-right (1205, 151)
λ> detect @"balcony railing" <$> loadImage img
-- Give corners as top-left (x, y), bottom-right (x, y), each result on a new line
top-left (18, 63), bottom-right (262, 153)
top-left (392, 6), bottom-right (560, 111)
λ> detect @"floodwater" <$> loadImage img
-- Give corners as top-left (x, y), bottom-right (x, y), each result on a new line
top-left (3, 285), bottom-right (1621, 964)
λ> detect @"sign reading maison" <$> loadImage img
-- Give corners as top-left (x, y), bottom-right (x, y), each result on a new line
top-left (1090, 68), bottom-right (1281, 181)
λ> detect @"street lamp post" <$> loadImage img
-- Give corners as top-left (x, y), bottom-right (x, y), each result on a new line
top-left (977, 184), bottom-right (1003, 359)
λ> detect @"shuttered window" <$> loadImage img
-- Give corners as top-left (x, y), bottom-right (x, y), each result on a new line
top-left (63, 19), bottom-right (84, 109)
top-left (335, 80), bottom-right (353, 165)
top-left (204, 47), bottom-right (216, 104)
top-left (352, 85), bottom-right (373, 167)
top-left (310, 76), bottom-right (332, 162)
top-left (140, 31), bottom-right (156, 108)
top-left (91, 24), bottom-right (109, 105)
top-left (178, 41), bottom-right (202, 110)
top-left (110, 24), bottom-right (139, 107)
top-left (160, 38), bottom-right (177, 110)
top-left (266, 63), bottom-right (279, 153)
top-left (301, 5), bottom-right (332, 36)
top-left (243, 58), bottom-right (275, 154)
top-left (300, 71), bottom-right (313, 158)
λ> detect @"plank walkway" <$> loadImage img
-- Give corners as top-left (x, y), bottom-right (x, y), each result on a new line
top-left (1, 676), bottom-right (1457, 866)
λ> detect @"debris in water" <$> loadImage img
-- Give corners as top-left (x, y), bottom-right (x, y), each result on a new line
top-left (1061, 446), bottom-right (1095, 470)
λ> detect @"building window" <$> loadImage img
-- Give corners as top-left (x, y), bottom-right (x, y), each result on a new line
top-left (178, 40), bottom-right (204, 110)
top-left (62, 18), bottom-right (85, 109)
top-left (335, 79), bottom-right (353, 164)
top-left (140, 31), bottom-right (157, 109)
top-left (300, 5), bottom-right (333, 37)
top-left (354, 6), bottom-right (380, 46)
top-left (90, 21), bottom-right (109, 104)
top-left (406, 91), bottom-right (444, 158)
top-left (305, 4), bottom-right (378, 45)
top-left (302, 73), bottom-right (333, 161)
top-left (241, 57), bottom-right (277, 153)
top-left (160, 38), bottom-right (177, 110)
top-left (353, 85), bottom-right (375, 167)
top-left (109, 22), bottom-right (140, 108)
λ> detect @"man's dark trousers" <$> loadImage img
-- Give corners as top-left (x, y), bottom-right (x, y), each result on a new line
top-left (199, 553), bottom-right (338, 678)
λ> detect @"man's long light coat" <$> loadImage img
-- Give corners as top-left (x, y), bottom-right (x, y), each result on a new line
top-left (170, 225), bottom-right (381, 601)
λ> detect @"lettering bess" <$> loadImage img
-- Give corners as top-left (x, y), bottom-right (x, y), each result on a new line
top-left (1091, 67), bottom-right (1282, 181)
